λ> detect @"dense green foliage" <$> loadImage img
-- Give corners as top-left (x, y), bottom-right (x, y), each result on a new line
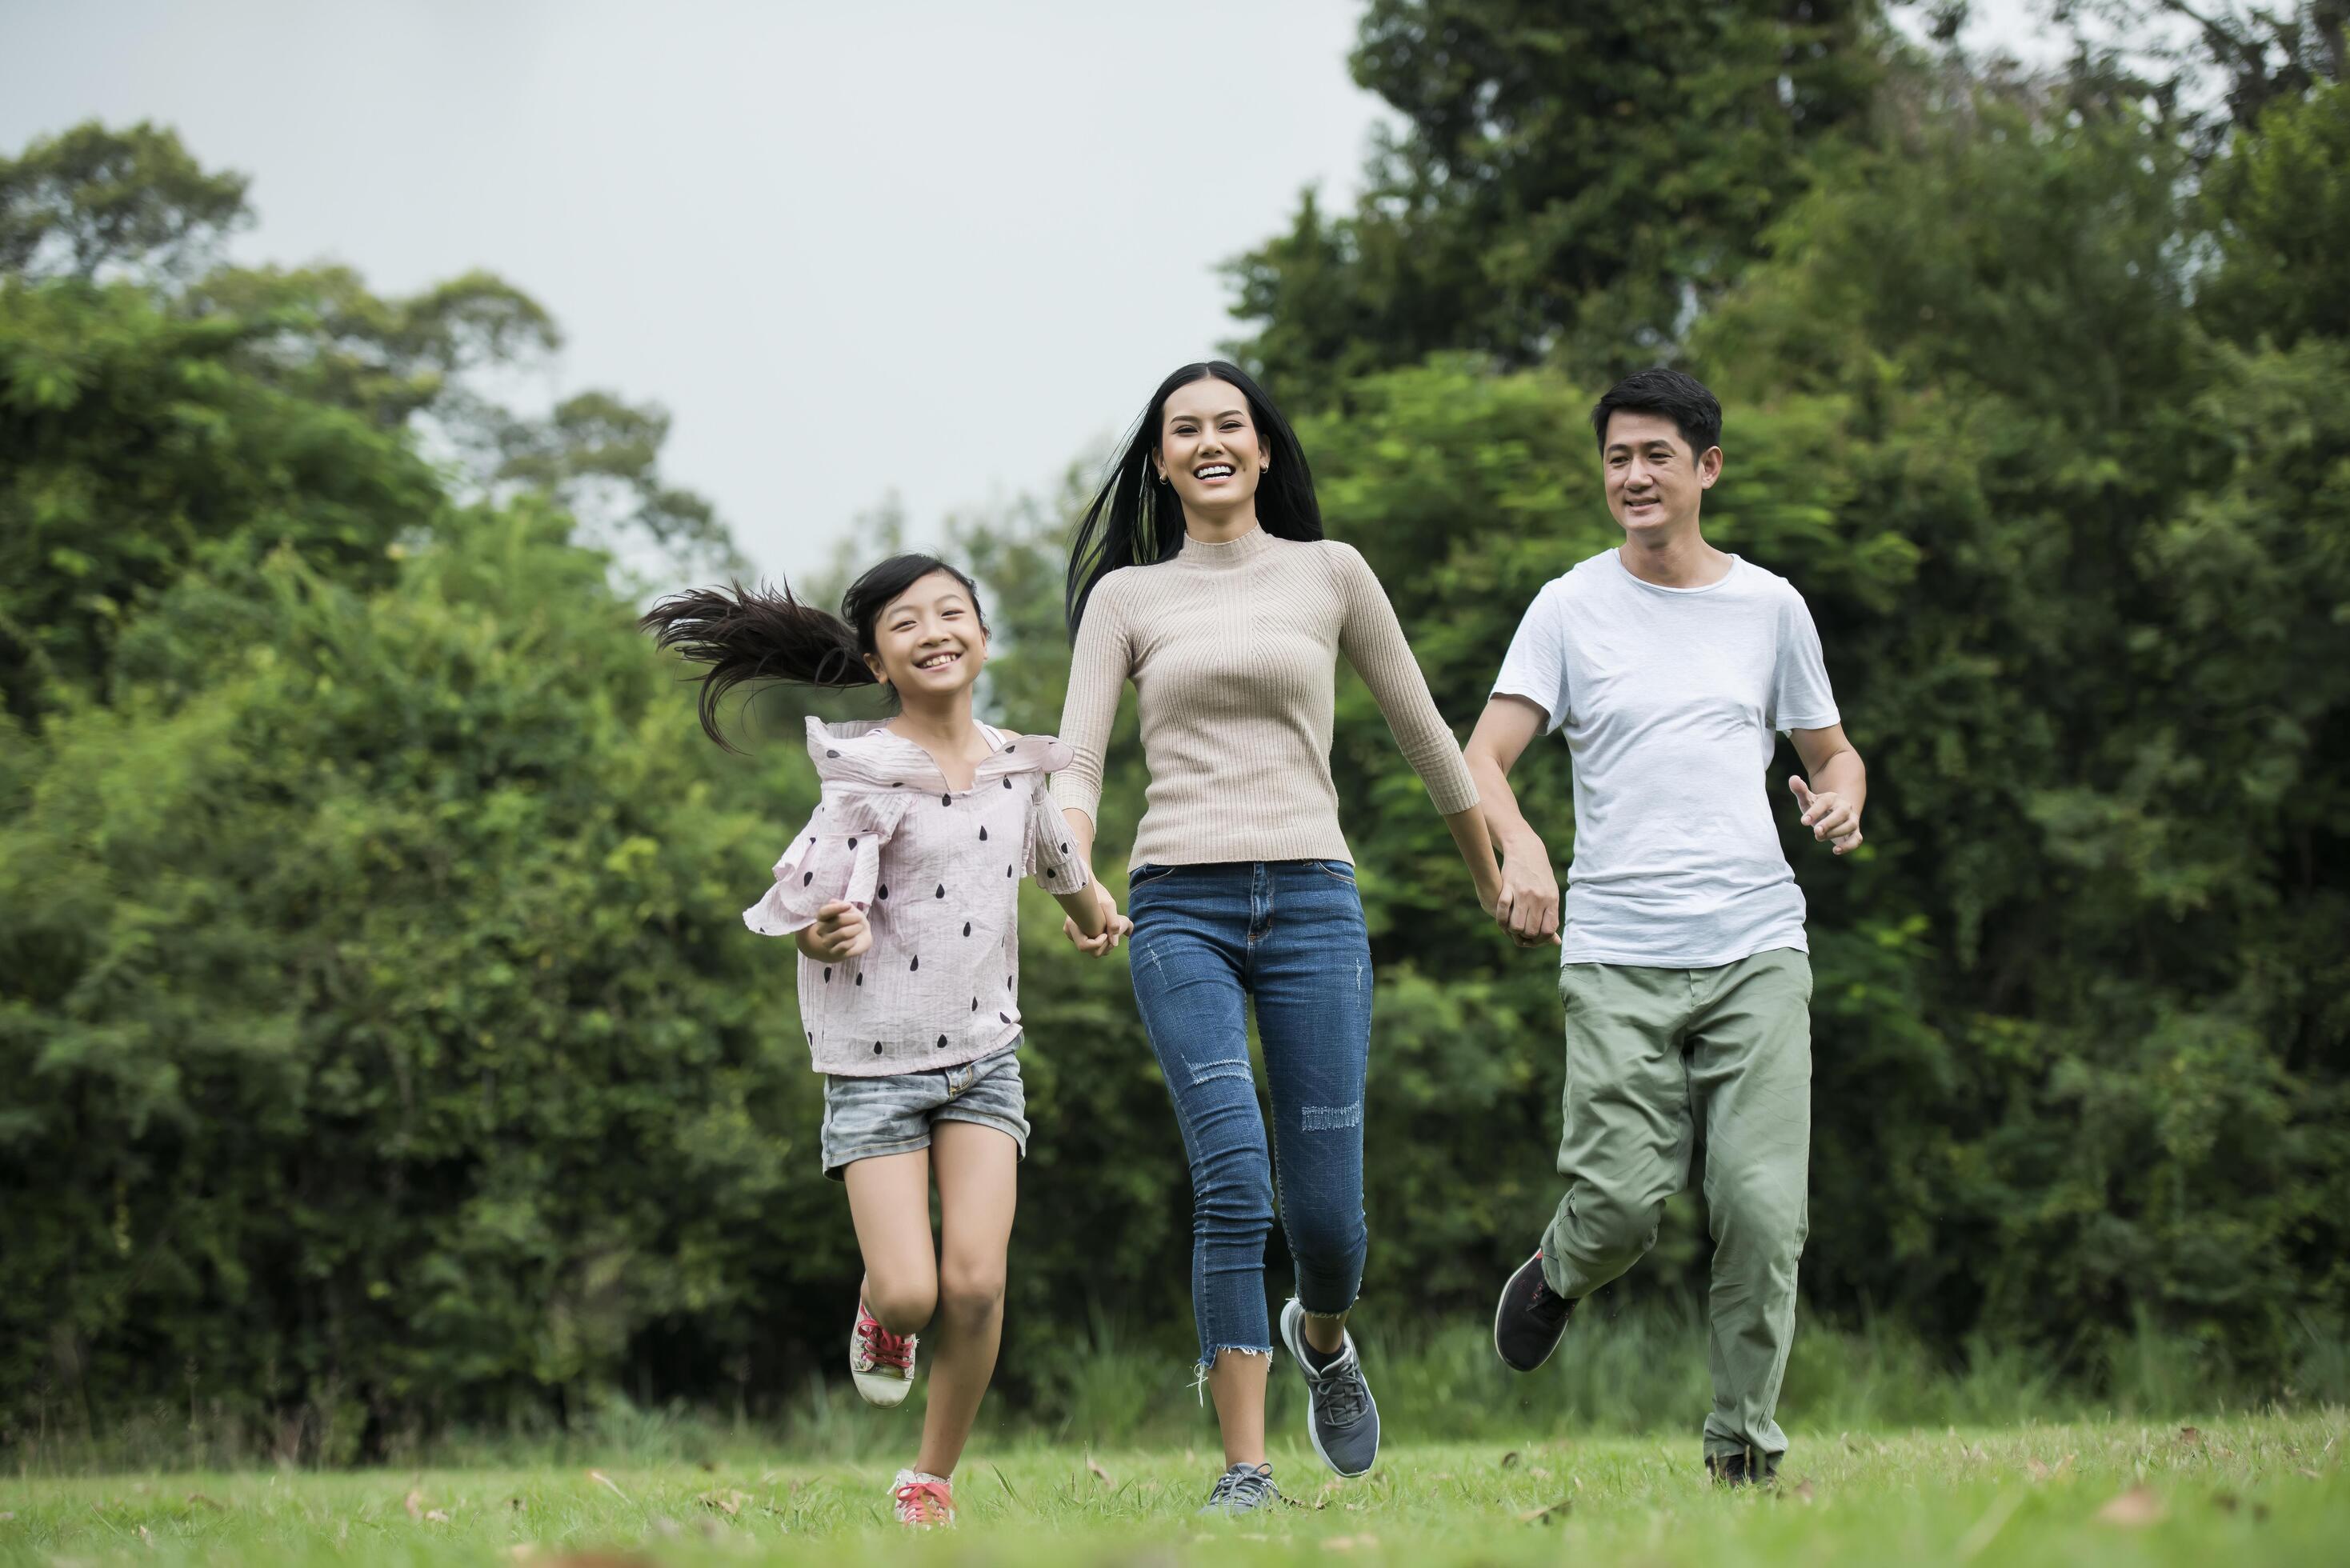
top-left (1223, 0), bottom-right (1884, 404)
top-left (4, 6), bottom-right (2346, 1458)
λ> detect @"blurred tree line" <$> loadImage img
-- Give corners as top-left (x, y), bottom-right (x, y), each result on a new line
top-left (3, 1), bottom-right (2344, 1458)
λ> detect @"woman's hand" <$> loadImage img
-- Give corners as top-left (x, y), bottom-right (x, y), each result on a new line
top-left (796, 902), bottom-right (872, 961)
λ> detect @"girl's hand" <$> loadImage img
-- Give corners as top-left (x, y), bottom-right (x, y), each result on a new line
top-left (799, 902), bottom-right (872, 960)
top-left (1064, 882), bottom-right (1130, 956)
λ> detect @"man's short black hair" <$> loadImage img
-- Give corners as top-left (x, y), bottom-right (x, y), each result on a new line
top-left (1591, 368), bottom-right (1723, 457)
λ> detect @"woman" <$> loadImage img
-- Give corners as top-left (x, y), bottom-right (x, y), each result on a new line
top-left (1052, 362), bottom-right (1502, 1514)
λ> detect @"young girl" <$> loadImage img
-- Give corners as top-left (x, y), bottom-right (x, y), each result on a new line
top-left (643, 554), bottom-right (1115, 1528)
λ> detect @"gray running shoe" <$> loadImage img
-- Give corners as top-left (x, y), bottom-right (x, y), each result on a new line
top-left (1197, 1462), bottom-right (1283, 1516)
top-left (1279, 1298), bottom-right (1381, 1478)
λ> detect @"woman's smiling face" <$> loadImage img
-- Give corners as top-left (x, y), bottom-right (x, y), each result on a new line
top-left (1155, 376), bottom-right (1267, 514)
top-left (864, 569), bottom-right (987, 696)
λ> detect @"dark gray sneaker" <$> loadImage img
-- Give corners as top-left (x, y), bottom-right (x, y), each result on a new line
top-left (1493, 1249), bottom-right (1575, 1371)
top-left (1279, 1298), bottom-right (1381, 1478)
top-left (1706, 1448), bottom-right (1779, 1488)
top-left (1197, 1462), bottom-right (1283, 1515)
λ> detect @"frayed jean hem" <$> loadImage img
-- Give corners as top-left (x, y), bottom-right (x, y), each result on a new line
top-left (1190, 1345), bottom-right (1273, 1404)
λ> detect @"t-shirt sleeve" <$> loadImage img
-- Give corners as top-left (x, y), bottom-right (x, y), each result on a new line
top-left (1771, 588), bottom-right (1840, 734)
top-left (1490, 582), bottom-right (1571, 734)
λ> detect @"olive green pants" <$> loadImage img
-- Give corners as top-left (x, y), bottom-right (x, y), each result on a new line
top-left (1539, 949), bottom-right (1812, 1463)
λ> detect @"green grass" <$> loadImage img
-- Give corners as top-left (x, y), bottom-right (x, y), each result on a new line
top-left (5, 1412), bottom-right (2345, 1566)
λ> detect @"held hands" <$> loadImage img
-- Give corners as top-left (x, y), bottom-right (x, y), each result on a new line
top-left (798, 902), bottom-right (873, 962)
top-left (1493, 845), bottom-right (1563, 948)
top-left (1063, 879), bottom-right (1132, 958)
top-left (1790, 777), bottom-right (1864, 854)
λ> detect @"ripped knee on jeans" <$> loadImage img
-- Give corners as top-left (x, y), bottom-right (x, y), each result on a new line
top-left (1299, 1101), bottom-right (1362, 1132)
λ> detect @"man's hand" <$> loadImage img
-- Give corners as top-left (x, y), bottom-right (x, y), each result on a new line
top-left (1064, 880), bottom-right (1131, 956)
top-left (1495, 835), bottom-right (1563, 946)
top-left (798, 902), bottom-right (872, 961)
top-left (1789, 777), bottom-right (1863, 854)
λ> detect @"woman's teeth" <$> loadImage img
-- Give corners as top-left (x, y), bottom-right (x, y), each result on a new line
top-left (1195, 464), bottom-right (1234, 479)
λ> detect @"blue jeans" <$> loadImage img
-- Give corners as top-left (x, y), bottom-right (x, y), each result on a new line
top-left (1126, 859), bottom-right (1374, 1370)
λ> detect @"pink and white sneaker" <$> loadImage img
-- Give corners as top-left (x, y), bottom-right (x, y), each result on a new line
top-left (850, 1301), bottom-right (918, 1406)
top-left (891, 1467), bottom-right (955, 1527)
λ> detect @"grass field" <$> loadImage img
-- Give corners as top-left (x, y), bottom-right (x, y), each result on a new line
top-left (5, 1411), bottom-right (2344, 1566)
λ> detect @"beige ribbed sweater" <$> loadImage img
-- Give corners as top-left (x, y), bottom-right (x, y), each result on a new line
top-left (1051, 526), bottom-right (1479, 869)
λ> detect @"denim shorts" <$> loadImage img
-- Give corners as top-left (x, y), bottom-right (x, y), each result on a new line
top-left (819, 1045), bottom-right (1029, 1179)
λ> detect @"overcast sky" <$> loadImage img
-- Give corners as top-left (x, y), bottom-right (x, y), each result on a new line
top-left (2, 1), bottom-right (2060, 582)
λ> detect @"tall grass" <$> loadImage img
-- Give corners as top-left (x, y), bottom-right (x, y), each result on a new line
top-left (12, 1302), bottom-right (2344, 1475)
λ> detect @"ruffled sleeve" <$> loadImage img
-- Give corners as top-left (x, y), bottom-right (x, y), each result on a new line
top-left (1019, 759), bottom-right (1091, 898)
top-left (743, 789), bottom-right (911, 936)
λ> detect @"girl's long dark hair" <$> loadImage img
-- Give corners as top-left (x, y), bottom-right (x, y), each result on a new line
top-left (640, 554), bottom-right (986, 751)
top-left (1065, 361), bottom-right (1322, 633)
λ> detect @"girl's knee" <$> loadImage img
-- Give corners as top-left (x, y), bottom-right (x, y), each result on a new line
top-left (864, 1276), bottom-right (937, 1335)
top-left (936, 1262), bottom-right (1006, 1322)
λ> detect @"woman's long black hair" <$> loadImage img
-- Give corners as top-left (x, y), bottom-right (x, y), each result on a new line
top-left (1064, 360), bottom-right (1321, 634)
top-left (640, 554), bottom-right (987, 751)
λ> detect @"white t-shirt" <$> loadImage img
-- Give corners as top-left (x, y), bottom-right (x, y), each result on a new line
top-left (1491, 549), bottom-right (1840, 967)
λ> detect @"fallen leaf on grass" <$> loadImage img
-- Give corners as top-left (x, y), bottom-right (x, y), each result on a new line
top-left (1322, 1534), bottom-right (1380, 1550)
top-left (137, 1526), bottom-right (154, 1549)
top-left (2025, 1458), bottom-right (2051, 1481)
top-left (2178, 1426), bottom-right (2201, 1446)
top-left (403, 1490), bottom-right (423, 1522)
top-left (508, 1496), bottom-right (526, 1512)
top-left (587, 1470), bottom-right (628, 1502)
top-left (2096, 1485), bottom-right (2168, 1527)
top-left (1517, 1498), bottom-right (1571, 1524)
top-left (183, 1494), bottom-right (223, 1511)
top-left (1792, 1479), bottom-right (1817, 1504)
top-left (1499, 1450), bottom-right (1521, 1468)
top-left (424, 1510), bottom-right (450, 1524)
top-left (695, 1489), bottom-right (748, 1518)
top-left (1084, 1452), bottom-right (1114, 1486)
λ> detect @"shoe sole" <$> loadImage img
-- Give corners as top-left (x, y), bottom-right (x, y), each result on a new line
top-left (1278, 1298), bottom-right (1379, 1479)
top-left (850, 1322), bottom-right (915, 1407)
top-left (1493, 1252), bottom-right (1564, 1373)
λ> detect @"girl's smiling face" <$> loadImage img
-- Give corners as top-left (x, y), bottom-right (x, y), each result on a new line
top-left (864, 569), bottom-right (987, 698)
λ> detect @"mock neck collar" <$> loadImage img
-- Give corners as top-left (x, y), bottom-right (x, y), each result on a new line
top-left (1177, 524), bottom-right (1276, 566)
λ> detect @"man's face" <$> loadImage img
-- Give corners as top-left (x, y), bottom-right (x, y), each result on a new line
top-left (1602, 410), bottom-right (1721, 538)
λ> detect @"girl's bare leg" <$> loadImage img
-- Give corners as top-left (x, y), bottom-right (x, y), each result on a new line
top-left (843, 1149), bottom-right (937, 1335)
top-left (913, 1120), bottom-right (1019, 1478)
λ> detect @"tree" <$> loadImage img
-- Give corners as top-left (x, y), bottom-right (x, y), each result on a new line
top-left (0, 122), bottom-right (249, 283)
top-left (1223, 0), bottom-right (1884, 406)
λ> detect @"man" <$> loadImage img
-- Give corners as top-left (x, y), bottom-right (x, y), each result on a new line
top-left (1463, 368), bottom-right (1867, 1486)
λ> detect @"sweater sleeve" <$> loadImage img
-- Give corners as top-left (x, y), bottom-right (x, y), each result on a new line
top-left (1332, 543), bottom-right (1480, 815)
top-left (1049, 577), bottom-right (1130, 826)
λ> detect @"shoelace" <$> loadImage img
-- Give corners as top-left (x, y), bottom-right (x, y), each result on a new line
top-left (1308, 1347), bottom-right (1370, 1426)
top-left (894, 1476), bottom-right (953, 1524)
top-left (859, 1317), bottom-right (915, 1373)
top-left (1207, 1465), bottom-right (1279, 1510)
